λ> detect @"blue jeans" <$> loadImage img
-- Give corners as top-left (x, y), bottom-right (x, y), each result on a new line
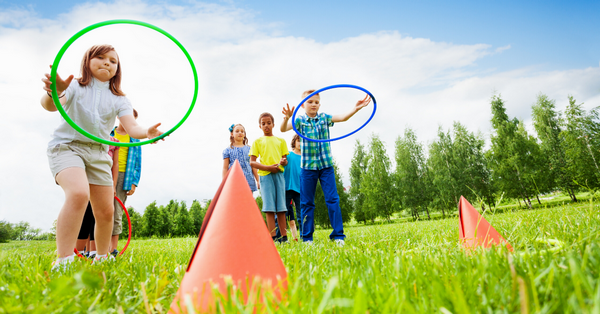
top-left (300, 167), bottom-right (346, 241)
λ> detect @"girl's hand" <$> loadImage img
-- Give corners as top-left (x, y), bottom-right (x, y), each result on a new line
top-left (355, 95), bottom-right (372, 111)
top-left (256, 181), bottom-right (260, 190)
top-left (280, 156), bottom-right (288, 166)
top-left (42, 65), bottom-right (73, 95)
top-left (282, 103), bottom-right (295, 120)
top-left (147, 123), bottom-right (164, 143)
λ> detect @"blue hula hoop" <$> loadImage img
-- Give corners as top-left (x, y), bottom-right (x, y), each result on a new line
top-left (291, 84), bottom-right (377, 142)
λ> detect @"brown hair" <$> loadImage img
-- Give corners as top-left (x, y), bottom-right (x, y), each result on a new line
top-left (133, 108), bottom-right (138, 118)
top-left (291, 134), bottom-right (300, 149)
top-left (302, 89), bottom-right (319, 98)
top-left (78, 44), bottom-right (125, 96)
top-left (258, 112), bottom-right (274, 124)
top-left (229, 124), bottom-right (248, 148)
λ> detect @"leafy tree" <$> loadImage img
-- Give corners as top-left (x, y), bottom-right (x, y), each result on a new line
top-left (427, 127), bottom-right (457, 216)
top-left (532, 94), bottom-right (576, 200)
top-left (122, 206), bottom-right (143, 238)
top-left (189, 200), bottom-right (205, 235)
top-left (349, 139), bottom-right (368, 223)
top-left (487, 95), bottom-right (542, 208)
top-left (173, 201), bottom-right (194, 237)
top-left (395, 129), bottom-right (431, 219)
top-left (158, 204), bottom-right (173, 237)
top-left (142, 201), bottom-right (161, 237)
top-left (562, 96), bottom-right (600, 191)
top-left (0, 220), bottom-right (12, 243)
top-left (361, 134), bottom-right (394, 222)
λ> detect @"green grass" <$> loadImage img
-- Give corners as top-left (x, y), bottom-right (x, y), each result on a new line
top-left (1, 201), bottom-right (600, 313)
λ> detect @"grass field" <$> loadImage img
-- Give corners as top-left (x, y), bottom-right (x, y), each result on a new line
top-left (1, 200), bottom-right (599, 313)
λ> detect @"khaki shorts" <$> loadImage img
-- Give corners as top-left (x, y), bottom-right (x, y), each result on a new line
top-left (113, 172), bottom-right (128, 235)
top-left (47, 141), bottom-right (113, 186)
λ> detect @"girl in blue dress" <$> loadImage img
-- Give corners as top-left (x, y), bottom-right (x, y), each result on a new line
top-left (222, 124), bottom-right (259, 191)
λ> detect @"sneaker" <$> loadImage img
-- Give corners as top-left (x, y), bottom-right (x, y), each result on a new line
top-left (110, 249), bottom-right (119, 257)
top-left (51, 255), bottom-right (75, 272)
top-left (303, 240), bottom-right (314, 245)
top-left (88, 251), bottom-right (97, 259)
top-left (334, 239), bottom-right (345, 247)
top-left (92, 254), bottom-right (115, 265)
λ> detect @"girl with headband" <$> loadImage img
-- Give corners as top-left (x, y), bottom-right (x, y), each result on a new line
top-left (222, 124), bottom-right (259, 192)
top-left (41, 44), bottom-right (164, 269)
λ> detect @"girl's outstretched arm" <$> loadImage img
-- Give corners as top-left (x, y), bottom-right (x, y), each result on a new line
top-left (40, 65), bottom-right (73, 112)
top-left (119, 115), bottom-right (164, 141)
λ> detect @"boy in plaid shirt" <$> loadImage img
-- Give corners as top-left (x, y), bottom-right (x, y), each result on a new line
top-left (281, 90), bottom-right (371, 244)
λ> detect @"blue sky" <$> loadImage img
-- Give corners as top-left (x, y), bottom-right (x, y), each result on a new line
top-left (2, 0), bottom-right (598, 71)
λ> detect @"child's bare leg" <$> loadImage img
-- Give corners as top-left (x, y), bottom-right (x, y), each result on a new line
top-left (89, 185), bottom-right (114, 256)
top-left (110, 235), bottom-right (119, 252)
top-left (75, 236), bottom-right (89, 252)
top-left (90, 240), bottom-right (96, 251)
top-left (289, 220), bottom-right (298, 239)
top-left (55, 168), bottom-right (90, 258)
top-left (266, 212), bottom-right (277, 236)
top-left (276, 212), bottom-right (287, 237)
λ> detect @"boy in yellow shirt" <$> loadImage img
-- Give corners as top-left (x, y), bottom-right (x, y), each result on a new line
top-left (250, 113), bottom-right (289, 243)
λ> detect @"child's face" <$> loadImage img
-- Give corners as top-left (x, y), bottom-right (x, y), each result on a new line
top-left (294, 138), bottom-right (301, 150)
top-left (233, 125), bottom-right (246, 141)
top-left (259, 116), bottom-right (274, 136)
top-left (90, 50), bottom-right (119, 82)
top-left (301, 95), bottom-right (321, 117)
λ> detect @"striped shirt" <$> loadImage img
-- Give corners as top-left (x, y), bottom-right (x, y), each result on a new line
top-left (294, 113), bottom-right (334, 170)
top-left (223, 145), bottom-right (257, 191)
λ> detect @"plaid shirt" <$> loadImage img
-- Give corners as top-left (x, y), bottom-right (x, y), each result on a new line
top-left (110, 127), bottom-right (141, 190)
top-left (295, 112), bottom-right (334, 170)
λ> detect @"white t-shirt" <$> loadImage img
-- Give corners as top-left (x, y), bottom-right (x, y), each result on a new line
top-left (48, 77), bottom-right (133, 148)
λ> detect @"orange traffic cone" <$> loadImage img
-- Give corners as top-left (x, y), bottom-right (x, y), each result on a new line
top-left (170, 161), bottom-right (287, 313)
top-left (458, 196), bottom-right (513, 251)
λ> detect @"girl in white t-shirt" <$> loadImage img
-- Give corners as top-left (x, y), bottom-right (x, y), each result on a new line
top-left (41, 44), bottom-right (163, 268)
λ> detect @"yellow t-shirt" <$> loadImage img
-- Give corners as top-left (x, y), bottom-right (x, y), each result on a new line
top-left (249, 136), bottom-right (289, 176)
top-left (113, 131), bottom-right (130, 172)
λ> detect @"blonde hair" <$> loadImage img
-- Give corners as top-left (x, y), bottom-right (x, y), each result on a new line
top-left (229, 124), bottom-right (248, 148)
top-left (302, 89), bottom-right (319, 98)
top-left (78, 44), bottom-right (125, 96)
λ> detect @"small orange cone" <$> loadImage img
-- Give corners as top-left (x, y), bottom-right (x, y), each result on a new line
top-left (458, 196), bottom-right (513, 251)
top-left (170, 161), bottom-right (287, 313)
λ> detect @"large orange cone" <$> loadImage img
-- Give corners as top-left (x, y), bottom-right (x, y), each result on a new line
top-left (458, 196), bottom-right (513, 251)
top-left (170, 161), bottom-right (287, 313)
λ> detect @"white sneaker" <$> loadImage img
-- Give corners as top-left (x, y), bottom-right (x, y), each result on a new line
top-left (51, 254), bottom-right (75, 272)
top-left (303, 240), bottom-right (314, 245)
top-left (92, 254), bottom-right (115, 265)
top-left (334, 239), bottom-right (345, 247)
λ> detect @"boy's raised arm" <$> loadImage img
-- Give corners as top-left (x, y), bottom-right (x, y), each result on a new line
top-left (332, 95), bottom-right (372, 123)
top-left (280, 103), bottom-right (295, 132)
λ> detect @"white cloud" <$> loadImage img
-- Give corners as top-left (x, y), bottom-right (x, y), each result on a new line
top-left (1, 0), bottom-right (598, 230)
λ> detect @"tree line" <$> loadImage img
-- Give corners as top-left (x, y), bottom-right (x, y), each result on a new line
top-left (350, 94), bottom-right (599, 223)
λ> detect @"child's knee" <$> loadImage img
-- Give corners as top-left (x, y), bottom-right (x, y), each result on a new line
top-left (93, 205), bottom-right (114, 223)
top-left (68, 189), bottom-right (90, 207)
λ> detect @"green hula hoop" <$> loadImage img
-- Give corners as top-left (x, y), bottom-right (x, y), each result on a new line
top-left (50, 19), bottom-right (198, 147)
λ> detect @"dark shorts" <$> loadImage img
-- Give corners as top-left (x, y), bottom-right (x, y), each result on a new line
top-left (77, 202), bottom-right (95, 240)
